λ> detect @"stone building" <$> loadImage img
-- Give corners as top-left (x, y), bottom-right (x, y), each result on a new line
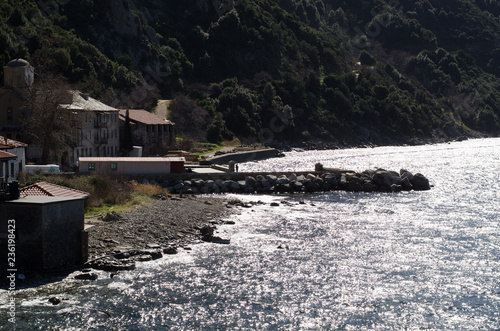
top-left (61, 91), bottom-right (120, 169)
top-left (119, 109), bottom-right (174, 156)
top-left (0, 59), bottom-right (121, 170)
top-left (0, 59), bottom-right (33, 140)
top-left (0, 196), bottom-right (88, 273)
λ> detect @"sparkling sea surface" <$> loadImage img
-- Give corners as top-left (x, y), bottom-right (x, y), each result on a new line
top-left (1, 138), bottom-right (500, 330)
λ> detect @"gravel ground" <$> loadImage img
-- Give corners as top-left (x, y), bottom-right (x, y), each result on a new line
top-left (86, 195), bottom-right (239, 259)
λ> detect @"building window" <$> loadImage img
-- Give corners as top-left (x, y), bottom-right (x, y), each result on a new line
top-left (88, 162), bottom-right (95, 171)
top-left (111, 162), bottom-right (118, 171)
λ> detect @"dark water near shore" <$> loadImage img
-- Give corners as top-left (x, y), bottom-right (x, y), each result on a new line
top-left (2, 138), bottom-right (500, 330)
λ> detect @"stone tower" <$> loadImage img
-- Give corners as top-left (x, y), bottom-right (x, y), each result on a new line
top-left (3, 58), bottom-right (34, 88)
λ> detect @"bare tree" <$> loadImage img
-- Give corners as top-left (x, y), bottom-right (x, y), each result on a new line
top-left (22, 75), bottom-right (76, 164)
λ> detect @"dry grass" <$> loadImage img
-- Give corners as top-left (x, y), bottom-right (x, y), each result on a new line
top-left (130, 181), bottom-right (170, 197)
top-left (22, 174), bottom-right (133, 208)
top-left (22, 174), bottom-right (172, 212)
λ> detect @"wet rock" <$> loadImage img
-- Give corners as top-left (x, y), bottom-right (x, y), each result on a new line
top-left (163, 246), bottom-right (178, 255)
top-left (277, 175), bottom-right (289, 185)
top-left (200, 225), bottom-right (215, 237)
top-left (270, 202), bottom-right (280, 207)
top-left (146, 249), bottom-right (163, 260)
top-left (211, 236), bottom-right (230, 244)
top-left (347, 176), bottom-right (364, 192)
top-left (266, 175), bottom-right (277, 185)
top-left (340, 174), bottom-right (348, 187)
top-left (136, 255), bottom-right (153, 262)
top-left (243, 185), bottom-right (255, 193)
top-left (293, 181), bottom-right (304, 190)
top-left (362, 181), bottom-right (378, 192)
top-left (400, 169), bottom-right (414, 182)
top-left (372, 170), bottom-right (392, 188)
top-left (88, 258), bottom-right (136, 271)
top-left (390, 184), bottom-right (403, 192)
top-left (412, 173), bottom-right (430, 190)
top-left (200, 186), bottom-right (212, 194)
top-left (401, 177), bottom-right (413, 190)
top-left (49, 297), bottom-right (61, 305)
top-left (173, 182), bottom-right (184, 191)
top-left (305, 180), bottom-right (321, 192)
top-left (296, 174), bottom-right (306, 182)
top-left (74, 272), bottom-right (98, 281)
top-left (324, 174), bottom-right (338, 186)
top-left (114, 251), bottom-right (131, 259)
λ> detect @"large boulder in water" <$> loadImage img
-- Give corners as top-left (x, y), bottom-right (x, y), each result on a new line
top-left (347, 176), bottom-right (364, 192)
top-left (372, 169), bottom-right (399, 188)
top-left (412, 173), bottom-right (430, 190)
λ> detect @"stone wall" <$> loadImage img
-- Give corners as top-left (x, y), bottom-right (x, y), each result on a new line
top-left (208, 148), bottom-right (281, 165)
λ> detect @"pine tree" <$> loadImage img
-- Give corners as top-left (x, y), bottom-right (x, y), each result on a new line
top-left (122, 109), bottom-right (134, 155)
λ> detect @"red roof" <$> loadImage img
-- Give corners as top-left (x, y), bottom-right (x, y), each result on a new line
top-left (0, 136), bottom-right (28, 148)
top-left (20, 182), bottom-right (90, 199)
top-left (0, 150), bottom-right (17, 160)
top-left (119, 109), bottom-right (173, 125)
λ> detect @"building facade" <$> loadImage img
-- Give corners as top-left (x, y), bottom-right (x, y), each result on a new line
top-left (62, 91), bottom-right (120, 169)
top-left (0, 136), bottom-right (27, 181)
top-left (78, 157), bottom-right (185, 175)
top-left (119, 109), bottom-right (174, 156)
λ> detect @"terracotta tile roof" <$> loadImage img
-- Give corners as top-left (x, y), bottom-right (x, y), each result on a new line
top-left (119, 109), bottom-right (173, 125)
top-left (20, 182), bottom-right (90, 199)
top-left (0, 136), bottom-right (28, 148)
top-left (0, 150), bottom-right (17, 160)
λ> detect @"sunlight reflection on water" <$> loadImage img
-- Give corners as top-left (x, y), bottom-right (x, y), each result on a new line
top-left (2, 138), bottom-right (500, 330)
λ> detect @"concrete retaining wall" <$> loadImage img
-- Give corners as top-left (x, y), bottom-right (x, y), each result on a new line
top-left (208, 148), bottom-right (280, 165)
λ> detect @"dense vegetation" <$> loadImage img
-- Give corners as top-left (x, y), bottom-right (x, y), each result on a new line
top-left (2, 0), bottom-right (500, 147)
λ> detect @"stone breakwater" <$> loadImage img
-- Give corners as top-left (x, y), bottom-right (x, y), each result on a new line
top-left (164, 168), bottom-right (431, 194)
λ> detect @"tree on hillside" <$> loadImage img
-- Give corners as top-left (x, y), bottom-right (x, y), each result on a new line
top-left (169, 94), bottom-right (210, 140)
top-left (22, 75), bottom-right (76, 164)
top-left (122, 109), bottom-right (134, 155)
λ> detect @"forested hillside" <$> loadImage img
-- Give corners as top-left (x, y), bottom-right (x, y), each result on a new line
top-left (2, 0), bottom-right (500, 147)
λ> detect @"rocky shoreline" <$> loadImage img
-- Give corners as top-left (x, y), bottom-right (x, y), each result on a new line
top-left (82, 195), bottom-right (248, 275)
top-left (79, 166), bottom-right (430, 278)
top-left (271, 129), bottom-right (491, 152)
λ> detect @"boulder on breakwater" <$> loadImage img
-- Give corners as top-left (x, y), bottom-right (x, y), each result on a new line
top-left (163, 168), bottom-right (430, 194)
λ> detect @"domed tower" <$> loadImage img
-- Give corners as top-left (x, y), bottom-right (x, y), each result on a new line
top-left (3, 59), bottom-right (34, 88)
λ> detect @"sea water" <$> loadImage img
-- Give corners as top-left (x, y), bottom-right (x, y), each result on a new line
top-left (1, 138), bottom-right (500, 330)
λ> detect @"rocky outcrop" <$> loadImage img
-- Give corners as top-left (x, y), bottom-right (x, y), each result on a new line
top-left (163, 168), bottom-right (431, 195)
